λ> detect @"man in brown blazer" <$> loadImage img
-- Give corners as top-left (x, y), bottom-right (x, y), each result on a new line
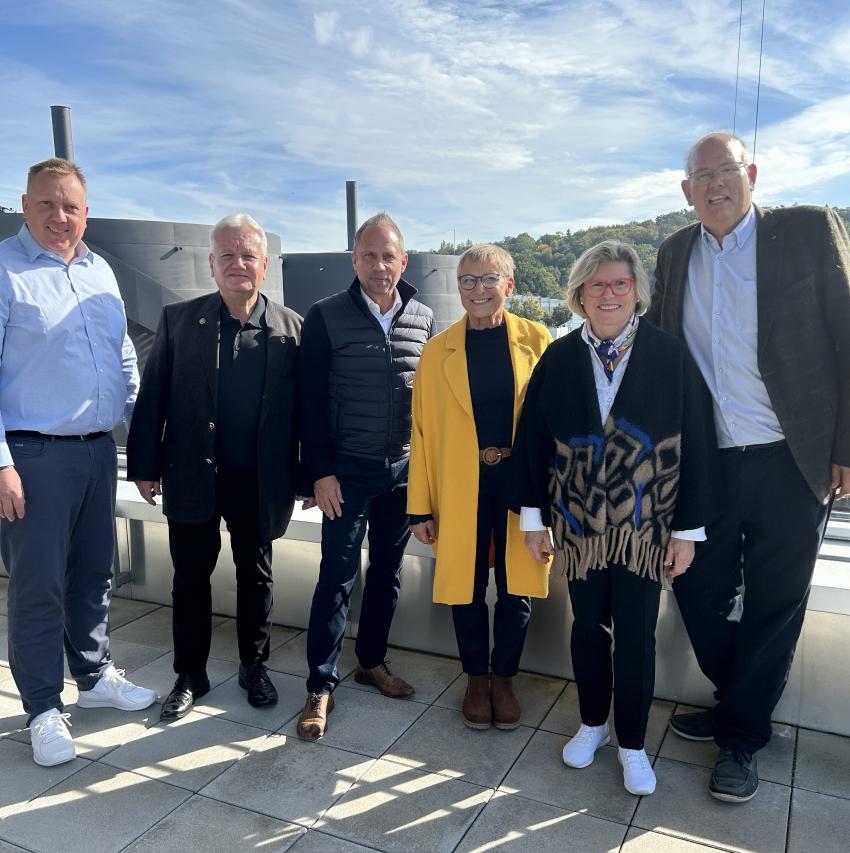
top-left (126, 213), bottom-right (302, 719)
top-left (648, 132), bottom-right (850, 802)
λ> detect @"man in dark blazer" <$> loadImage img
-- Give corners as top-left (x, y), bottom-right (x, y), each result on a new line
top-left (648, 132), bottom-right (850, 802)
top-left (126, 213), bottom-right (302, 719)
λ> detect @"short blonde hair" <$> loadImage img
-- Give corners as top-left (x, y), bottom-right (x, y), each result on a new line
top-left (457, 243), bottom-right (515, 278)
top-left (27, 157), bottom-right (87, 194)
top-left (565, 240), bottom-right (651, 318)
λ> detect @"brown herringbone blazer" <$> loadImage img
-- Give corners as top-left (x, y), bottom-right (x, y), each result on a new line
top-left (647, 204), bottom-right (850, 504)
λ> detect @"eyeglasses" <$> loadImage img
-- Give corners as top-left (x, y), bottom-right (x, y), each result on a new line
top-left (687, 162), bottom-right (749, 185)
top-left (583, 277), bottom-right (634, 297)
top-left (458, 272), bottom-right (503, 290)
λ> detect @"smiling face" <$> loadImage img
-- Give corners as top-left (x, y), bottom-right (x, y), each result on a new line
top-left (352, 225), bottom-right (408, 311)
top-left (458, 258), bottom-right (515, 330)
top-left (582, 259), bottom-right (637, 340)
top-left (682, 135), bottom-right (757, 242)
top-left (209, 226), bottom-right (268, 302)
top-left (22, 172), bottom-right (89, 263)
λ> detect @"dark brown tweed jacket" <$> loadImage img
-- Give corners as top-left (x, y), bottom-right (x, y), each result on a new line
top-left (647, 204), bottom-right (850, 504)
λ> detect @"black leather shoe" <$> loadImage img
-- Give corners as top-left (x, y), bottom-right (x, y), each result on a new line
top-left (710, 748), bottom-right (759, 802)
top-left (669, 709), bottom-right (716, 741)
top-left (160, 673), bottom-right (210, 721)
top-left (238, 662), bottom-right (278, 707)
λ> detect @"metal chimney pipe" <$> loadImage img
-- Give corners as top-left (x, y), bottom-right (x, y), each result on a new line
top-left (346, 180), bottom-right (358, 251)
top-left (50, 105), bottom-right (74, 162)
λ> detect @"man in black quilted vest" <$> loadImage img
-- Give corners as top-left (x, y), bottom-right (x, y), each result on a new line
top-left (296, 212), bottom-right (433, 739)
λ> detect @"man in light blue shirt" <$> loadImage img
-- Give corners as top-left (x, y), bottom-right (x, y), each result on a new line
top-left (0, 158), bottom-right (156, 767)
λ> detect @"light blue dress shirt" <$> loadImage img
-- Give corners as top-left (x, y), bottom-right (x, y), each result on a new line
top-left (0, 225), bottom-right (138, 467)
top-left (682, 206), bottom-right (784, 448)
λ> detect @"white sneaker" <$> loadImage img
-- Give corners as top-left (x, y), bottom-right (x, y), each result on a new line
top-left (618, 747), bottom-right (656, 795)
top-left (562, 723), bottom-right (610, 768)
top-left (76, 664), bottom-right (158, 711)
top-left (30, 709), bottom-right (75, 767)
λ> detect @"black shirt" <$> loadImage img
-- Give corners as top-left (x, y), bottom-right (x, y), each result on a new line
top-left (466, 323), bottom-right (514, 450)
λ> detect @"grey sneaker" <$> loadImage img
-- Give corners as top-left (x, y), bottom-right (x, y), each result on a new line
top-left (709, 748), bottom-right (759, 802)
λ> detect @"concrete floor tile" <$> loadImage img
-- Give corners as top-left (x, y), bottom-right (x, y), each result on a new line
top-left (319, 758), bottom-right (492, 853)
top-left (457, 790), bottom-right (627, 852)
top-left (0, 738), bottom-right (89, 819)
top-left (202, 735), bottom-right (375, 827)
top-left (435, 671), bottom-right (565, 728)
top-left (101, 710), bottom-right (269, 791)
top-left (112, 607), bottom-right (229, 648)
top-left (194, 671), bottom-right (305, 730)
top-left (622, 827), bottom-right (725, 852)
top-left (633, 757), bottom-right (790, 853)
top-left (501, 729), bottom-right (640, 824)
top-left (290, 832), bottom-right (376, 852)
top-left (341, 647), bottom-right (462, 705)
top-left (385, 705), bottom-right (533, 789)
top-left (279, 684), bottom-right (426, 757)
top-left (794, 727), bottom-right (850, 798)
top-left (268, 632), bottom-right (357, 681)
top-left (0, 763), bottom-right (189, 853)
top-left (788, 788), bottom-right (850, 853)
top-left (123, 794), bottom-right (305, 852)
top-left (0, 841), bottom-right (29, 852)
top-left (208, 618), bottom-right (300, 663)
top-left (659, 717), bottom-right (796, 785)
top-left (107, 597), bottom-right (161, 629)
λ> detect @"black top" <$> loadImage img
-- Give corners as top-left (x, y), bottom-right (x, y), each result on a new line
top-left (466, 323), bottom-right (514, 450)
top-left (215, 294), bottom-right (267, 473)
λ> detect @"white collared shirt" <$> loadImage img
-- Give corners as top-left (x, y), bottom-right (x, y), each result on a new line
top-left (360, 286), bottom-right (402, 335)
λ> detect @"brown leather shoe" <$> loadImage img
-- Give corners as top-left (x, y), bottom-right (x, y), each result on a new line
top-left (296, 692), bottom-right (334, 740)
top-left (462, 675), bottom-right (491, 730)
top-left (491, 675), bottom-right (521, 730)
top-left (353, 661), bottom-right (415, 698)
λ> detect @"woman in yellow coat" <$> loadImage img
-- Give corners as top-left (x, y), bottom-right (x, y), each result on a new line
top-left (408, 244), bottom-right (551, 730)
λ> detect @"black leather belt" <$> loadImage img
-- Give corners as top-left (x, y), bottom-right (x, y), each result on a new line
top-left (721, 439), bottom-right (786, 453)
top-left (479, 446), bottom-right (511, 465)
top-left (7, 430), bottom-right (110, 442)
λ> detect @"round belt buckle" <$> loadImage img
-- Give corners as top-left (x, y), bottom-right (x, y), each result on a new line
top-left (482, 447), bottom-right (502, 465)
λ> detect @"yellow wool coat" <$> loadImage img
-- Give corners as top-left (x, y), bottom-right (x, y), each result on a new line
top-left (408, 311), bottom-right (553, 605)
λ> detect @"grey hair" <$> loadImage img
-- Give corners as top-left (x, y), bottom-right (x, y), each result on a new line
top-left (457, 243), bottom-right (515, 278)
top-left (353, 212), bottom-right (405, 254)
top-left (684, 132), bottom-right (751, 175)
top-left (209, 213), bottom-right (268, 256)
top-left (27, 157), bottom-right (87, 194)
top-left (565, 240), bottom-right (651, 318)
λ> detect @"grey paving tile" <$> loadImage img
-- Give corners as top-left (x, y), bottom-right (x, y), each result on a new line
top-left (0, 738), bottom-right (88, 820)
top-left (124, 651), bottom-right (236, 702)
top-left (633, 757), bottom-right (790, 853)
top-left (340, 647), bottom-right (462, 705)
top-left (318, 758), bottom-right (492, 853)
top-left (622, 827), bottom-right (724, 852)
top-left (0, 763), bottom-right (189, 853)
top-left (457, 790), bottom-right (627, 852)
top-left (0, 841), bottom-right (29, 852)
top-left (62, 637), bottom-right (169, 679)
top-left (123, 793), bottom-right (305, 852)
top-left (289, 832), bottom-right (376, 852)
top-left (209, 617), bottom-right (300, 662)
top-left (202, 734), bottom-right (375, 827)
top-left (107, 597), bottom-right (161, 630)
top-left (794, 727), bottom-right (850, 798)
top-left (101, 710), bottom-right (269, 791)
top-left (788, 788), bottom-right (850, 853)
top-left (112, 607), bottom-right (228, 648)
top-left (194, 671), bottom-right (304, 730)
top-left (385, 705), bottom-right (534, 789)
top-left (279, 684), bottom-right (426, 757)
top-left (659, 713), bottom-right (796, 785)
top-left (501, 729), bottom-right (640, 824)
top-left (268, 631), bottom-right (357, 681)
top-left (540, 681), bottom-right (673, 754)
top-left (434, 671), bottom-right (565, 728)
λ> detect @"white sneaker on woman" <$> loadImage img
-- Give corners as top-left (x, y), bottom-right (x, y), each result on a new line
top-left (618, 747), bottom-right (656, 795)
top-left (562, 723), bottom-right (610, 768)
top-left (77, 664), bottom-right (157, 711)
top-left (30, 708), bottom-right (75, 766)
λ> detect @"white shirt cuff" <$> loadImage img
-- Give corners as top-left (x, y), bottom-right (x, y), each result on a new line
top-left (520, 507), bottom-right (546, 532)
top-left (670, 527), bottom-right (706, 542)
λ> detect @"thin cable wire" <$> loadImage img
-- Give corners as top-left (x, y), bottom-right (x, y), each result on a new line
top-left (752, 0), bottom-right (767, 160)
top-left (733, 0), bottom-right (744, 133)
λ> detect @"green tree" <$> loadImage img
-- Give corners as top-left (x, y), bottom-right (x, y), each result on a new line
top-left (546, 304), bottom-right (573, 326)
top-left (508, 297), bottom-right (545, 322)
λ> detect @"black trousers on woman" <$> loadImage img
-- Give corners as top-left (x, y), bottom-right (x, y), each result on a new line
top-left (451, 466), bottom-right (531, 677)
top-left (568, 560), bottom-right (662, 749)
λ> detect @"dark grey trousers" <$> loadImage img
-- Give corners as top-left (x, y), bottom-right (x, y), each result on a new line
top-left (1, 434), bottom-right (117, 721)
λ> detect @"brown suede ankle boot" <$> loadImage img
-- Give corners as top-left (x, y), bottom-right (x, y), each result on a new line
top-left (491, 675), bottom-right (521, 730)
top-left (462, 675), bottom-right (491, 730)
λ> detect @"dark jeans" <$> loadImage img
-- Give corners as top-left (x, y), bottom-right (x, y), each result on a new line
top-left (1, 434), bottom-right (117, 722)
top-left (568, 561), bottom-right (662, 750)
top-left (451, 468), bottom-right (531, 676)
top-left (306, 455), bottom-right (410, 694)
top-left (167, 470), bottom-right (273, 676)
top-left (674, 442), bottom-right (830, 753)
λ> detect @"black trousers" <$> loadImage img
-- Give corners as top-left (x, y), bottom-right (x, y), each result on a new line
top-left (568, 561), bottom-right (662, 750)
top-left (167, 471), bottom-right (272, 676)
top-left (451, 467), bottom-right (531, 676)
top-left (673, 442), bottom-right (830, 753)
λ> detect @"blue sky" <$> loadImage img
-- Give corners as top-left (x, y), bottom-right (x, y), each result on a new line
top-left (2, 0), bottom-right (849, 251)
